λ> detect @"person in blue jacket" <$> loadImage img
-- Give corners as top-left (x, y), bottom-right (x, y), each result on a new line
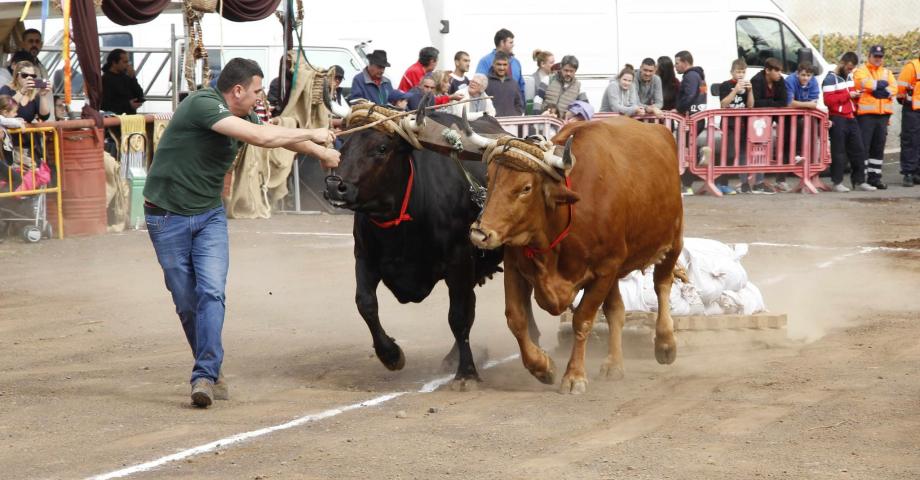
top-left (348, 50), bottom-right (394, 106)
top-left (783, 61), bottom-right (821, 183)
top-left (475, 28), bottom-right (525, 106)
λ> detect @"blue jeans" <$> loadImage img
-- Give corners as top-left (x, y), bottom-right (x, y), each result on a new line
top-left (146, 206), bottom-right (229, 384)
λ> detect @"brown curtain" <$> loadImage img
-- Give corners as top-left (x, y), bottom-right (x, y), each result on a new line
top-left (221, 0), bottom-right (283, 22)
top-left (72, 0), bottom-right (102, 114)
top-left (101, 0), bottom-right (172, 26)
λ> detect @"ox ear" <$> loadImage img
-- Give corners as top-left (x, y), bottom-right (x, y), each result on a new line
top-left (543, 181), bottom-right (580, 207)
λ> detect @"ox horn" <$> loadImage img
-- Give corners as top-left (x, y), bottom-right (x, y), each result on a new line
top-left (543, 135), bottom-right (576, 171)
top-left (321, 76), bottom-right (333, 113)
top-left (404, 93), bottom-right (432, 132)
top-left (460, 105), bottom-right (473, 135)
top-left (459, 106), bottom-right (498, 149)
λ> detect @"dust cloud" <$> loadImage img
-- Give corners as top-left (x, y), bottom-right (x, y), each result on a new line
top-left (750, 218), bottom-right (920, 343)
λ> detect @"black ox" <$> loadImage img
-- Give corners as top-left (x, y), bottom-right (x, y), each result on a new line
top-left (324, 110), bottom-right (536, 387)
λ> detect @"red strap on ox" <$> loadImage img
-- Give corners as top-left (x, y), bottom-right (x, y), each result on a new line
top-left (523, 176), bottom-right (574, 259)
top-left (371, 158), bottom-right (415, 228)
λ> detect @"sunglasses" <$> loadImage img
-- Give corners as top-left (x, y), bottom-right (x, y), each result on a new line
top-left (19, 73), bottom-right (37, 79)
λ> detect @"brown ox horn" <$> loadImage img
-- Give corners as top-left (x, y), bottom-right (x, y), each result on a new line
top-left (460, 105), bottom-right (473, 135)
top-left (543, 134), bottom-right (575, 171)
top-left (321, 75), bottom-right (333, 113)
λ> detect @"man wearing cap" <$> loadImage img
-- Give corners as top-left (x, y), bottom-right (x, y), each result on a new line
top-left (328, 65), bottom-right (351, 130)
top-left (348, 50), bottom-right (395, 106)
top-left (896, 52), bottom-right (920, 187)
top-left (853, 45), bottom-right (897, 189)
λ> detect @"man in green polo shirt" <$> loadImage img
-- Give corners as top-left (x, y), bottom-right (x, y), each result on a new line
top-left (144, 58), bottom-right (339, 408)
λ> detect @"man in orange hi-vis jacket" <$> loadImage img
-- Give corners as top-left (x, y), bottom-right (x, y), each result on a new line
top-left (897, 53), bottom-right (920, 187)
top-left (853, 45), bottom-right (897, 189)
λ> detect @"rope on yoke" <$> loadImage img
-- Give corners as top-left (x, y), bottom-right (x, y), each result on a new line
top-left (344, 103), bottom-right (423, 150)
top-left (483, 136), bottom-right (564, 182)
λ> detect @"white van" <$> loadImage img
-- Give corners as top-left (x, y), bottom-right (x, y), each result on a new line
top-left (428, 0), bottom-right (832, 109)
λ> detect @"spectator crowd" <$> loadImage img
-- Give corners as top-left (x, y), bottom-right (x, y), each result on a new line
top-left (3, 25), bottom-right (919, 197)
top-left (335, 27), bottom-right (920, 195)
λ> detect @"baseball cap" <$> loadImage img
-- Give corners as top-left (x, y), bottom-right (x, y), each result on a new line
top-left (332, 65), bottom-right (345, 79)
top-left (388, 89), bottom-right (409, 103)
top-left (869, 45), bottom-right (885, 57)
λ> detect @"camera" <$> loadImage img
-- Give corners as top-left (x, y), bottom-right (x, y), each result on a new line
top-left (32, 78), bottom-right (48, 89)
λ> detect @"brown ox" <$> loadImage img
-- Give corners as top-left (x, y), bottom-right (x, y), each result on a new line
top-left (468, 116), bottom-right (684, 393)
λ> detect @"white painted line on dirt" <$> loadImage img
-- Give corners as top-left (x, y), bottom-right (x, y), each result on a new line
top-left (750, 242), bottom-right (918, 253)
top-left (88, 354), bottom-right (520, 480)
top-left (753, 243), bottom-right (916, 286)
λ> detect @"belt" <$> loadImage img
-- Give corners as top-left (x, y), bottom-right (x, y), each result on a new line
top-left (144, 201), bottom-right (170, 216)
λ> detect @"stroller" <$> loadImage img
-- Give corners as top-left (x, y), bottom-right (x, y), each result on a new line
top-left (0, 123), bottom-right (52, 243)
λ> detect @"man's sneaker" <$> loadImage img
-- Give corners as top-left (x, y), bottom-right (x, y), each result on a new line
top-left (682, 186), bottom-right (694, 196)
top-left (191, 378), bottom-right (214, 408)
top-left (752, 183), bottom-right (776, 195)
top-left (698, 146), bottom-right (711, 167)
top-left (739, 182), bottom-right (752, 194)
top-left (717, 184), bottom-right (736, 195)
top-left (213, 371), bottom-right (229, 401)
top-left (793, 155), bottom-right (805, 164)
top-left (905, 174), bottom-right (916, 187)
top-left (774, 181), bottom-right (790, 192)
top-left (868, 179), bottom-right (888, 190)
top-left (856, 182), bottom-right (878, 191)
top-left (832, 183), bottom-right (851, 193)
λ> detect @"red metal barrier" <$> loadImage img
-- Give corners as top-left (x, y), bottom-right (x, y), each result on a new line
top-left (498, 113), bottom-right (690, 175)
top-left (686, 108), bottom-right (831, 196)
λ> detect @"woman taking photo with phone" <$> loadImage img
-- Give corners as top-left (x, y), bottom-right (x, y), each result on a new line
top-left (0, 60), bottom-right (52, 123)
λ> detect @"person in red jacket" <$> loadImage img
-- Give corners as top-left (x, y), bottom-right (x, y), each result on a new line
top-left (822, 52), bottom-right (876, 192)
top-left (399, 47), bottom-right (439, 92)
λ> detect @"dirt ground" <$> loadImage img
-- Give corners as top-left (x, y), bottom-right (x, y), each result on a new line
top-left (2, 167), bottom-right (920, 479)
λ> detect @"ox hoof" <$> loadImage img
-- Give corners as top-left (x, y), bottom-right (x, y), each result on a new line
top-left (599, 362), bottom-right (625, 381)
top-left (559, 374), bottom-right (588, 395)
top-left (449, 376), bottom-right (482, 392)
top-left (377, 345), bottom-right (406, 371)
top-left (530, 355), bottom-right (556, 385)
top-left (654, 336), bottom-right (677, 365)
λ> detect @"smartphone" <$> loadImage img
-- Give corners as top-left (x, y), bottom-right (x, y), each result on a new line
top-left (32, 78), bottom-right (47, 89)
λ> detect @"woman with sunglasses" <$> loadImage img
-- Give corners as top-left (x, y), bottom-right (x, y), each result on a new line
top-left (0, 61), bottom-right (52, 164)
top-left (0, 61), bottom-right (52, 123)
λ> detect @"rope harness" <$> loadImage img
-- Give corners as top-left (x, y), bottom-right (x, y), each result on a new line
top-left (345, 103), bottom-right (424, 150)
top-left (341, 105), bottom-right (573, 244)
top-left (182, 0), bottom-right (211, 91)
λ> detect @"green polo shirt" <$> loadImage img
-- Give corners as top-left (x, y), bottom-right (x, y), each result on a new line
top-left (144, 88), bottom-right (260, 215)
